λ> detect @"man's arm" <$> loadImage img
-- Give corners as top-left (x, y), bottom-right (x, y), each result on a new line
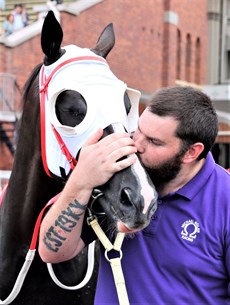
top-left (38, 129), bottom-right (137, 263)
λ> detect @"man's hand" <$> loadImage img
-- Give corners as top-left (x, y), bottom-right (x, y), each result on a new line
top-left (71, 128), bottom-right (137, 191)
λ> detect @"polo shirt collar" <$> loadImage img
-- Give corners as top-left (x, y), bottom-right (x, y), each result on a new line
top-left (174, 152), bottom-right (215, 201)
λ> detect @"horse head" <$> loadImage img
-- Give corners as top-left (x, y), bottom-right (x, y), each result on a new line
top-left (40, 11), bottom-right (157, 234)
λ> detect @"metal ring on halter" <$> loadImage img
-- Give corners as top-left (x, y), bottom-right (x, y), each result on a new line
top-left (104, 249), bottom-right (123, 262)
top-left (89, 188), bottom-right (106, 216)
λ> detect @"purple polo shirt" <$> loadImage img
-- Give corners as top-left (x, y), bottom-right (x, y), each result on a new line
top-left (94, 153), bottom-right (230, 304)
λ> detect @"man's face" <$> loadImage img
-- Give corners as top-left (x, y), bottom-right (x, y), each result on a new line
top-left (132, 109), bottom-right (186, 187)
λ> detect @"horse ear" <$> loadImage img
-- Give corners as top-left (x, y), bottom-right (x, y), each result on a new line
top-left (91, 23), bottom-right (115, 59)
top-left (41, 11), bottom-right (63, 65)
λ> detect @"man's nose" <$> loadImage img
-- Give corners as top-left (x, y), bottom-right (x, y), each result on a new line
top-left (133, 133), bottom-right (145, 153)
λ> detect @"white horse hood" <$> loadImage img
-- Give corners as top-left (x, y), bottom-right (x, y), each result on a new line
top-left (40, 45), bottom-right (140, 178)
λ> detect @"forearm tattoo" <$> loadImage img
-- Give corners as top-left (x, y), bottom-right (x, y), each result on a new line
top-left (43, 199), bottom-right (87, 252)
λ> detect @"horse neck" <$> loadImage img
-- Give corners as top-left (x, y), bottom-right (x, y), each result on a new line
top-left (0, 75), bottom-right (63, 261)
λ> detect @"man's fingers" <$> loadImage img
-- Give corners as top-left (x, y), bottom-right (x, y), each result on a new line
top-left (83, 128), bottom-right (103, 146)
top-left (113, 154), bottom-right (137, 172)
top-left (109, 146), bottom-right (137, 162)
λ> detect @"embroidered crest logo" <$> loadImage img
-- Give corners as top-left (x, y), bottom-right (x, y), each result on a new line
top-left (181, 219), bottom-right (200, 242)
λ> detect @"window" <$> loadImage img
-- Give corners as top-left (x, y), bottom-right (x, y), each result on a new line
top-left (195, 38), bottom-right (201, 84)
top-left (185, 34), bottom-right (191, 82)
top-left (176, 29), bottom-right (181, 79)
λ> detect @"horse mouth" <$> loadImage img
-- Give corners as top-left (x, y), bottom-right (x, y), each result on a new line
top-left (117, 221), bottom-right (142, 234)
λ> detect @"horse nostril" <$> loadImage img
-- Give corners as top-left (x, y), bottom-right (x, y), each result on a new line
top-left (120, 188), bottom-right (133, 208)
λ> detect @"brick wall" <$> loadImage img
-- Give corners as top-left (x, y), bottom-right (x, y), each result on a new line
top-left (0, 0), bottom-right (208, 169)
top-left (172, 0), bottom-right (208, 84)
top-left (49, 0), bottom-right (165, 92)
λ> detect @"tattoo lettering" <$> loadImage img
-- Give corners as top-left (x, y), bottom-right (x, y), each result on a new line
top-left (43, 226), bottom-right (66, 252)
top-left (43, 199), bottom-right (86, 252)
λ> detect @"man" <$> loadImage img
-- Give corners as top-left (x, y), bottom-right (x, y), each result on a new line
top-left (39, 86), bottom-right (230, 304)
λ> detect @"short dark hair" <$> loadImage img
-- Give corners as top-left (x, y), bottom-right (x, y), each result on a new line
top-left (147, 86), bottom-right (218, 159)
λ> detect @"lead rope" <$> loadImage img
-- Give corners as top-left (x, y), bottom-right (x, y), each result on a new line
top-left (87, 210), bottom-right (130, 305)
top-left (46, 241), bottom-right (95, 290)
top-left (0, 193), bottom-right (95, 304)
top-left (0, 192), bottom-right (60, 305)
top-left (0, 250), bottom-right (36, 305)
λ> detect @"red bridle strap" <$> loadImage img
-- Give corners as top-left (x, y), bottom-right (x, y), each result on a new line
top-left (51, 124), bottom-right (77, 169)
top-left (40, 65), bottom-right (51, 177)
top-left (40, 56), bottom-right (107, 178)
top-left (40, 56), bottom-right (107, 93)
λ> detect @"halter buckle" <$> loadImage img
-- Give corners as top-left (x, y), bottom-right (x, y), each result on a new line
top-left (86, 208), bottom-right (98, 225)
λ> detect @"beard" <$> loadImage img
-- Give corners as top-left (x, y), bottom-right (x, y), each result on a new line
top-left (144, 150), bottom-right (186, 189)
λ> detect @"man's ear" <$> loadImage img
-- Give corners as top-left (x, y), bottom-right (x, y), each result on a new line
top-left (182, 143), bottom-right (204, 164)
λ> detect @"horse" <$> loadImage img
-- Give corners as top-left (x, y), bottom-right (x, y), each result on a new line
top-left (0, 11), bottom-right (157, 305)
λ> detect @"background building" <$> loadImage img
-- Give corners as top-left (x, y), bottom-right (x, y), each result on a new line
top-left (203, 0), bottom-right (230, 168)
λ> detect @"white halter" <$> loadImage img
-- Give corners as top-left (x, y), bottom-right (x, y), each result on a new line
top-left (40, 45), bottom-right (140, 178)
